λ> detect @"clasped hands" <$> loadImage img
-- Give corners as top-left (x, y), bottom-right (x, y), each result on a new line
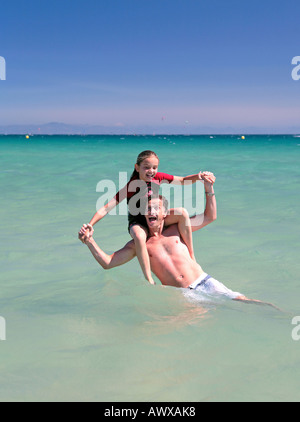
top-left (78, 223), bottom-right (94, 244)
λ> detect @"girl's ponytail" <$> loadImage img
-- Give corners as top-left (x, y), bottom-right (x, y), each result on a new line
top-left (130, 168), bottom-right (139, 179)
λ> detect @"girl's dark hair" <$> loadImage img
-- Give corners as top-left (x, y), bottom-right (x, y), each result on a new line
top-left (130, 150), bottom-right (159, 179)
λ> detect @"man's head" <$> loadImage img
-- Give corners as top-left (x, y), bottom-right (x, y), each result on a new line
top-left (145, 195), bottom-right (169, 230)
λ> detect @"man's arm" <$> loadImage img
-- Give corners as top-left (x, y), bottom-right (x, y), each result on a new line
top-left (190, 174), bottom-right (217, 232)
top-left (79, 227), bottom-right (136, 270)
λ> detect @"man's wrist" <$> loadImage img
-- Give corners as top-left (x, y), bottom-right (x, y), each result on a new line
top-left (204, 185), bottom-right (214, 195)
top-left (85, 236), bottom-right (94, 245)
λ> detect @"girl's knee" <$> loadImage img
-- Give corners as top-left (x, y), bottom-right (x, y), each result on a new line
top-left (175, 207), bottom-right (189, 220)
top-left (130, 226), bottom-right (147, 242)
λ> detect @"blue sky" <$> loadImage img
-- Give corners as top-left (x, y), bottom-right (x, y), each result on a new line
top-left (1, 0), bottom-right (300, 132)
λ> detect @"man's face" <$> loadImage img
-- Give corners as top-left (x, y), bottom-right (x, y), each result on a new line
top-left (145, 198), bottom-right (167, 228)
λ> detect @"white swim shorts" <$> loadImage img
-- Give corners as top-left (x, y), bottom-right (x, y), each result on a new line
top-left (188, 272), bottom-right (242, 300)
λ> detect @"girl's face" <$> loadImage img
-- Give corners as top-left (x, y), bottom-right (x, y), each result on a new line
top-left (135, 156), bottom-right (159, 181)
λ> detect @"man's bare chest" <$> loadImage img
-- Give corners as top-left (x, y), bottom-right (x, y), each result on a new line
top-left (147, 234), bottom-right (182, 259)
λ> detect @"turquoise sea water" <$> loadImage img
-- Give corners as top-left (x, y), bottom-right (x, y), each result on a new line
top-left (0, 134), bottom-right (299, 402)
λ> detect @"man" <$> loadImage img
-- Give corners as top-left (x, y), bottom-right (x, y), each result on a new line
top-left (78, 174), bottom-right (277, 307)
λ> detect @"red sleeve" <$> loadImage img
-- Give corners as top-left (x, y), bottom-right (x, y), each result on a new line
top-left (154, 172), bottom-right (174, 184)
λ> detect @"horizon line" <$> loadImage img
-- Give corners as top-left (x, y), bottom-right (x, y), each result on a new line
top-left (1, 132), bottom-right (300, 136)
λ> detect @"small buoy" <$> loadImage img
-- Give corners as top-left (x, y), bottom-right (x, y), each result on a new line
top-left (241, 136), bottom-right (245, 140)
top-left (26, 135), bottom-right (30, 139)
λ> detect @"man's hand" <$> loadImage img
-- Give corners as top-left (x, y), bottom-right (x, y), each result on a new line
top-left (78, 224), bottom-right (94, 244)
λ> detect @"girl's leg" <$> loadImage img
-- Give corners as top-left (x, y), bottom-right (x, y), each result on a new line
top-left (130, 224), bottom-right (155, 285)
top-left (164, 208), bottom-right (196, 261)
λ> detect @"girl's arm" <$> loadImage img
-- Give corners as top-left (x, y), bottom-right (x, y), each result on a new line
top-left (89, 197), bottom-right (118, 226)
top-left (171, 173), bottom-right (202, 185)
top-left (171, 172), bottom-right (215, 186)
top-left (88, 182), bottom-right (128, 226)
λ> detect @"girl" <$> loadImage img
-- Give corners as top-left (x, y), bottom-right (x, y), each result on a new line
top-left (81, 150), bottom-right (206, 285)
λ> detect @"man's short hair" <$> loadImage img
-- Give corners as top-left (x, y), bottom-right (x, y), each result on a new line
top-left (149, 195), bottom-right (169, 212)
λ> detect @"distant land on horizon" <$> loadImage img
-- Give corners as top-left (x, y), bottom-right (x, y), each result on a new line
top-left (0, 122), bottom-right (300, 135)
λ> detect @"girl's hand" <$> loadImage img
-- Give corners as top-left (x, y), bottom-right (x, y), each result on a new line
top-left (79, 223), bottom-right (93, 235)
top-left (201, 171), bottom-right (216, 185)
